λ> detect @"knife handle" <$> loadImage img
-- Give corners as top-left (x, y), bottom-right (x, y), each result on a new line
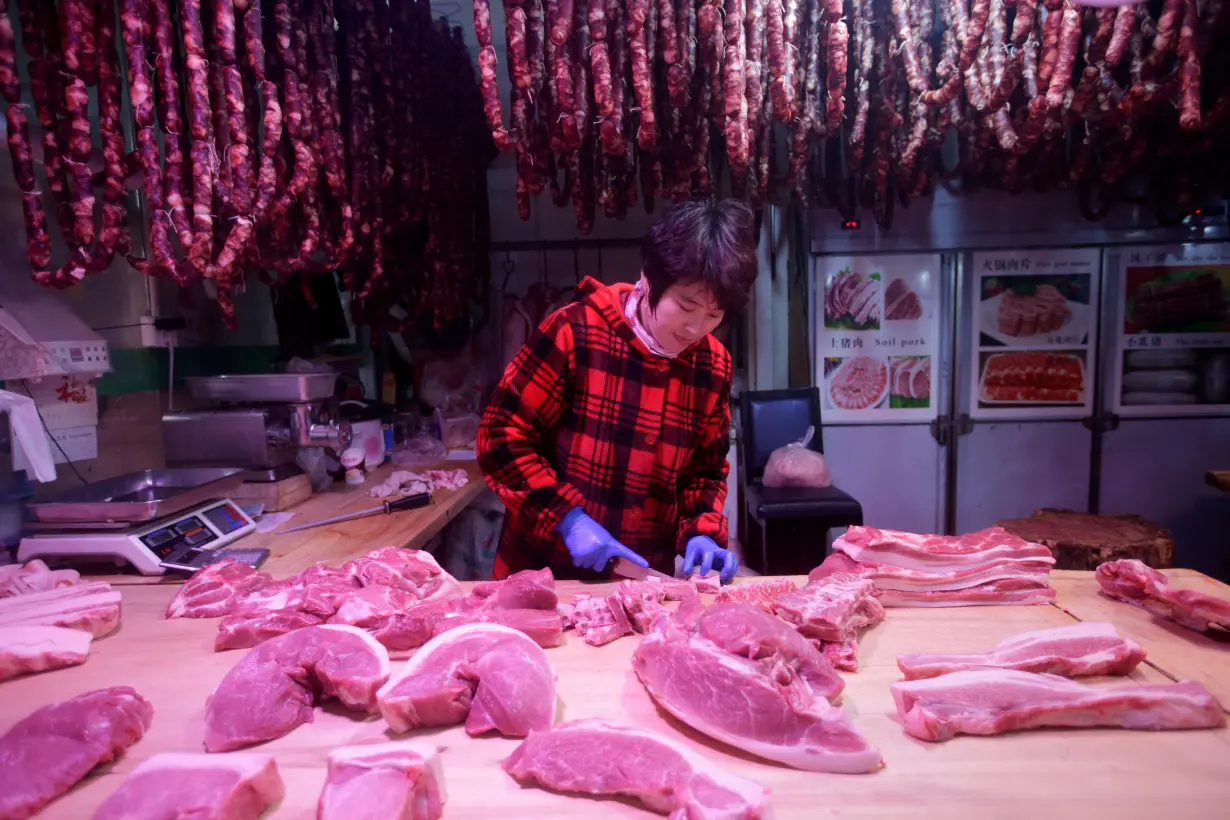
top-left (384, 492), bottom-right (432, 513)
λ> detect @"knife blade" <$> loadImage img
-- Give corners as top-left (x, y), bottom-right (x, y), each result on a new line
top-left (611, 557), bottom-right (675, 582)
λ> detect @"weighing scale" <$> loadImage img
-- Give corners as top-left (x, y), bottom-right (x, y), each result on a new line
top-left (18, 467), bottom-right (264, 575)
top-left (18, 498), bottom-right (260, 575)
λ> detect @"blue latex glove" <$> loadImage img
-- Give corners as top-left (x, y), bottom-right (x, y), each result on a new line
top-left (557, 508), bottom-right (649, 573)
top-left (682, 536), bottom-right (739, 585)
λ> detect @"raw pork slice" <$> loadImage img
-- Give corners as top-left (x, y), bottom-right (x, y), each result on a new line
top-left (378, 623), bottom-right (556, 738)
top-left (810, 551), bottom-right (1053, 592)
top-left (698, 603), bottom-right (845, 701)
top-left (165, 559), bottom-right (271, 619)
top-left (896, 622), bottom-right (1146, 680)
top-left (92, 752), bottom-right (284, 820)
top-left (0, 625), bottom-right (92, 681)
top-left (1097, 559), bottom-right (1230, 633)
top-left (0, 582), bottom-right (122, 637)
top-left (343, 547), bottom-right (462, 603)
top-left (773, 576), bottom-right (877, 641)
top-left (0, 687), bottom-right (154, 820)
top-left (204, 625), bottom-right (390, 752)
top-left (329, 588), bottom-right (454, 651)
top-left (215, 609), bottom-right (324, 651)
top-left (318, 741), bottom-right (446, 820)
top-left (876, 577), bottom-right (1056, 608)
top-left (503, 719), bottom-right (771, 818)
top-left (891, 669), bottom-right (1225, 742)
top-left (834, 526), bottom-right (1054, 574)
top-left (715, 578), bottom-right (798, 613)
top-left (632, 613), bottom-right (882, 773)
top-left (563, 593), bottom-right (635, 646)
top-left (452, 568), bottom-right (558, 612)
top-left (432, 607), bottom-right (564, 648)
top-left (0, 559), bottom-right (80, 597)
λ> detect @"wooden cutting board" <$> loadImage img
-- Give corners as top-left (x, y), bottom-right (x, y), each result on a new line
top-left (997, 509), bottom-right (1175, 570)
top-left (2, 575), bottom-right (1228, 818)
top-left (1051, 568), bottom-right (1230, 713)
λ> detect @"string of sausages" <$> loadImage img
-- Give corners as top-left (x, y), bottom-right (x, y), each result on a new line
top-left (2, 0), bottom-right (493, 332)
top-left (475, 0), bottom-right (1230, 231)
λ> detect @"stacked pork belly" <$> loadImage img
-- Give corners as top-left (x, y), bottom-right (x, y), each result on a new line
top-left (811, 525), bottom-right (1057, 608)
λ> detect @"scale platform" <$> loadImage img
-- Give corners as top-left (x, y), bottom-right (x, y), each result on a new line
top-left (18, 498), bottom-right (258, 576)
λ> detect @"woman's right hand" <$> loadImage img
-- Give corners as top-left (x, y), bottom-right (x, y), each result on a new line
top-left (557, 508), bottom-right (649, 573)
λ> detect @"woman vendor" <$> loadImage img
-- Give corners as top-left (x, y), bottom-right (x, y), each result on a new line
top-left (477, 199), bottom-right (759, 584)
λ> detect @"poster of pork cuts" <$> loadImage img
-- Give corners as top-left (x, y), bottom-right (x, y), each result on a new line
top-left (970, 248), bottom-right (1100, 420)
top-left (1111, 244), bottom-right (1230, 416)
top-left (817, 254), bottom-right (941, 423)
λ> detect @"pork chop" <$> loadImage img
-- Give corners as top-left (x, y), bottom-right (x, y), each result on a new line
top-left (317, 741), bottom-right (446, 820)
top-left (0, 625), bottom-right (92, 681)
top-left (92, 752), bottom-right (284, 820)
top-left (377, 622), bottom-right (556, 738)
top-left (896, 622), bottom-right (1146, 680)
top-left (891, 669), bottom-right (1225, 742)
top-left (203, 624), bottom-right (390, 752)
top-left (164, 559), bottom-right (270, 619)
top-left (343, 547), bottom-right (462, 602)
top-left (214, 609), bottom-right (324, 652)
top-left (632, 612), bottom-right (882, 773)
top-left (0, 686), bottom-right (154, 820)
top-left (696, 602), bottom-right (845, 702)
top-left (503, 719), bottom-right (772, 819)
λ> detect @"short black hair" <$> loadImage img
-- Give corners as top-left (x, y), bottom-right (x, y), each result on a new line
top-left (641, 198), bottom-right (758, 316)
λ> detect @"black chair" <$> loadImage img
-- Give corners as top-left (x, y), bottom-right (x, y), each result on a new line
top-left (738, 387), bottom-right (863, 576)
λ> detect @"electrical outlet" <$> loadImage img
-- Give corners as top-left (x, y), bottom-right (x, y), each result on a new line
top-left (138, 317), bottom-right (177, 348)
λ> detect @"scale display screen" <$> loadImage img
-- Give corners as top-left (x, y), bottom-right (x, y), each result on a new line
top-left (204, 502), bottom-right (248, 534)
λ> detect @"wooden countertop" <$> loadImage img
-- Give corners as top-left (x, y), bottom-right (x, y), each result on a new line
top-left (4, 568), bottom-right (1228, 818)
top-left (94, 460), bottom-right (486, 586)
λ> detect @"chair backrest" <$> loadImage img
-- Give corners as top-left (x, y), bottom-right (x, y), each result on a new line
top-left (738, 387), bottom-right (823, 481)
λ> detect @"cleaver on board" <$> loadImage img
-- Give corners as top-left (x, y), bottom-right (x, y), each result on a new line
top-left (611, 557), bottom-right (675, 582)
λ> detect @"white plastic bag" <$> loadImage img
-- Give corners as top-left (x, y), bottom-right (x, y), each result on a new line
top-left (762, 426), bottom-right (832, 489)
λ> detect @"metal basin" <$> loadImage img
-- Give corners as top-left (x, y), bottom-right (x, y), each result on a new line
top-left (25, 467), bottom-right (248, 524)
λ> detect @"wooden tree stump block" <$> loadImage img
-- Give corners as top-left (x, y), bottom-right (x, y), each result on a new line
top-left (996, 509), bottom-right (1175, 571)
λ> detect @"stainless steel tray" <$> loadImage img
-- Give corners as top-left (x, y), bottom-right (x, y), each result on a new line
top-left (26, 467), bottom-right (248, 524)
top-left (186, 373), bottom-right (336, 403)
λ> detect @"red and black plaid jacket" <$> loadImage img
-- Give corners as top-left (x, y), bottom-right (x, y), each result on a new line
top-left (477, 276), bottom-right (731, 581)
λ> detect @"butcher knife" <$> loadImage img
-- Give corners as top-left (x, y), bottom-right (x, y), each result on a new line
top-left (611, 557), bottom-right (675, 582)
top-left (274, 492), bottom-right (433, 535)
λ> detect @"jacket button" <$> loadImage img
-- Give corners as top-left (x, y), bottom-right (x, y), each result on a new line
top-left (645, 433), bottom-right (658, 445)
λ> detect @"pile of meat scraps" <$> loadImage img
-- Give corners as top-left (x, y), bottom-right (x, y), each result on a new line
top-left (165, 548), bottom-right (563, 653)
top-left (812, 525), bottom-right (1057, 608)
top-left (632, 600), bottom-right (882, 773)
top-left (368, 469), bottom-right (470, 499)
top-left (1097, 559), bottom-right (1230, 634)
top-left (559, 575), bottom-right (721, 647)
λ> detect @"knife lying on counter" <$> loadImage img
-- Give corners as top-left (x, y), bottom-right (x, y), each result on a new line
top-left (611, 556), bottom-right (676, 582)
top-left (274, 492), bottom-right (433, 535)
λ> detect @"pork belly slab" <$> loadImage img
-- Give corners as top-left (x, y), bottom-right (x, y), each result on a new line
top-left (896, 622), bottom-right (1146, 680)
top-left (891, 669), bottom-right (1224, 742)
